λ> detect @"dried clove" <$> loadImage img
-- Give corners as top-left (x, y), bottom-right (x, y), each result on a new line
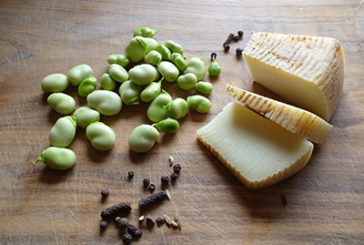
top-left (236, 48), bottom-right (243, 56)
top-left (115, 217), bottom-right (129, 229)
top-left (223, 33), bottom-right (234, 46)
top-left (223, 43), bottom-right (230, 52)
top-left (100, 202), bottom-right (131, 220)
top-left (138, 190), bottom-right (171, 209)
top-left (238, 30), bottom-right (244, 37)
top-left (128, 171), bottom-right (134, 179)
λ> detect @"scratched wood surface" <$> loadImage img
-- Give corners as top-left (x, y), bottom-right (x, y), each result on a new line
top-left (0, 0), bottom-right (363, 244)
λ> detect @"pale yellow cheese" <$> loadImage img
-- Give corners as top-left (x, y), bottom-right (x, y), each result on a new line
top-left (226, 84), bottom-right (332, 144)
top-left (243, 32), bottom-right (345, 121)
top-left (197, 102), bottom-right (313, 189)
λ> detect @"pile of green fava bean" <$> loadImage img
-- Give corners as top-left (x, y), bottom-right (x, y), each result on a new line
top-left (35, 27), bottom-right (219, 169)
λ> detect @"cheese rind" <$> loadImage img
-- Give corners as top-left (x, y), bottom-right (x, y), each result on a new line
top-left (243, 32), bottom-right (345, 121)
top-left (226, 84), bottom-right (332, 144)
top-left (197, 102), bottom-right (313, 189)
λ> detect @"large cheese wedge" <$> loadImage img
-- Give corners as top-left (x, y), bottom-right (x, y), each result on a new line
top-left (226, 84), bottom-right (332, 144)
top-left (243, 32), bottom-right (345, 121)
top-left (197, 102), bottom-right (313, 189)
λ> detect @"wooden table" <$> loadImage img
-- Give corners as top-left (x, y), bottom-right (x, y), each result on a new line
top-left (1, 0), bottom-right (363, 244)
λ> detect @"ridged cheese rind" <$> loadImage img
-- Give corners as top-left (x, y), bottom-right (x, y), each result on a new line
top-left (197, 102), bottom-right (313, 189)
top-left (226, 84), bottom-right (332, 144)
top-left (243, 32), bottom-right (345, 121)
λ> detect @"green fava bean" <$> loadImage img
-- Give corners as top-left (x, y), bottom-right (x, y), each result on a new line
top-left (140, 78), bottom-right (163, 103)
top-left (187, 95), bottom-right (211, 113)
top-left (185, 57), bottom-right (206, 81)
top-left (125, 36), bottom-right (148, 62)
top-left (147, 90), bottom-right (172, 122)
top-left (153, 118), bottom-right (180, 133)
top-left (86, 122), bottom-right (116, 151)
top-left (100, 73), bottom-right (116, 91)
top-left (171, 53), bottom-right (187, 71)
top-left (166, 98), bottom-right (188, 119)
top-left (128, 124), bottom-right (160, 153)
top-left (107, 54), bottom-right (130, 67)
top-left (143, 37), bottom-right (158, 52)
top-left (195, 81), bottom-right (213, 94)
top-left (73, 107), bottom-right (100, 128)
top-left (108, 64), bottom-right (129, 83)
top-left (158, 61), bottom-right (179, 82)
top-left (208, 59), bottom-right (221, 76)
top-left (165, 40), bottom-right (184, 57)
top-left (87, 90), bottom-right (122, 116)
top-left (67, 64), bottom-right (93, 86)
top-left (41, 73), bottom-right (69, 93)
top-left (155, 44), bottom-right (171, 61)
top-left (129, 64), bottom-right (159, 86)
top-left (34, 147), bottom-right (76, 170)
top-left (47, 92), bottom-right (76, 114)
top-left (133, 27), bottom-right (157, 38)
top-left (176, 73), bottom-right (197, 90)
top-left (78, 76), bottom-right (97, 97)
top-left (119, 80), bottom-right (141, 105)
top-left (144, 50), bottom-right (162, 66)
top-left (49, 116), bottom-right (77, 147)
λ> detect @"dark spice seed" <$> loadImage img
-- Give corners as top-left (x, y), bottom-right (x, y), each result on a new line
top-left (236, 48), bottom-right (243, 56)
top-left (156, 217), bottom-right (164, 226)
top-left (100, 202), bottom-right (131, 220)
top-left (99, 220), bottom-right (108, 232)
top-left (134, 229), bottom-right (143, 239)
top-left (223, 44), bottom-right (230, 52)
top-left (238, 30), bottom-right (244, 37)
top-left (170, 173), bottom-right (178, 182)
top-left (223, 33), bottom-right (234, 46)
top-left (173, 164), bottom-right (181, 174)
top-left (148, 184), bottom-right (155, 192)
top-left (115, 217), bottom-right (129, 229)
top-left (101, 189), bottom-right (109, 198)
top-left (161, 175), bottom-right (169, 184)
top-left (143, 178), bottom-right (150, 187)
top-left (138, 190), bottom-right (170, 209)
top-left (210, 52), bottom-right (217, 61)
top-left (127, 224), bottom-right (137, 237)
top-left (128, 171), bottom-right (134, 179)
top-left (122, 233), bottom-right (133, 244)
top-left (232, 34), bottom-right (240, 41)
top-left (146, 217), bottom-right (155, 227)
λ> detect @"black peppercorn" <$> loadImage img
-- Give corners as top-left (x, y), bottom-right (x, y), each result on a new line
top-left (148, 183), bottom-right (155, 192)
top-left (134, 228), bottom-right (143, 239)
top-left (128, 171), bottom-right (134, 179)
top-left (138, 190), bottom-right (170, 209)
top-left (173, 164), bottom-right (181, 174)
top-left (127, 224), bottom-right (137, 237)
top-left (236, 48), bottom-right (243, 56)
top-left (99, 220), bottom-right (108, 232)
top-left (101, 189), bottom-right (109, 198)
top-left (156, 217), bottom-right (164, 226)
top-left (170, 173), bottom-right (178, 182)
top-left (232, 34), bottom-right (240, 41)
top-left (161, 175), bottom-right (169, 184)
top-left (143, 178), bottom-right (150, 188)
top-left (100, 202), bottom-right (131, 220)
top-left (146, 217), bottom-right (155, 227)
top-left (238, 30), bottom-right (244, 37)
top-left (115, 217), bottom-right (129, 229)
top-left (122, 233), bottom-right (133, 244)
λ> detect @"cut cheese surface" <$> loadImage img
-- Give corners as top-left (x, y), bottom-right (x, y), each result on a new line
top-left (243, 32), bottom-right (345, 121)
top-left (226, 84), bottom-right (332, 144)
top-left (197, 102), bottom-right (313, 189)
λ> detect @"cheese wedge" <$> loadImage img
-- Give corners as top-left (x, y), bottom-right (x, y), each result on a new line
top-left (226, 84), bottom-right (332, 144)
top-left (243, 32), bottom-right (345, 121)
top-left (197, 102), bottom-right (313, 189)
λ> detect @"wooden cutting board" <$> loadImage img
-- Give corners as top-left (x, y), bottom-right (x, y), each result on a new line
top-left (1, 0), bottom-right (363, 244)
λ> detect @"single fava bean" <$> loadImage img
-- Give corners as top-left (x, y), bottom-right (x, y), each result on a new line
top-left (133, 27), bottom-right (156, 38)
top-left (187, 95), bottom-right (211, 113)
top-left (185, 57), bottom-right (206, 81)
top-left (153, 118), bottom-right (180, 134)
top-left (128, 124), bottom-right (160, 153)
top-left (86, 122), bottom-right (116, 151)
top-left (158, 61), bottom-right (179, 82)
top-left (119, 80), bottom-right (141, 105)
top-left (208, 58), bottom-right (221, 77)
top-left (125, 36), bottom-right (147, 62)
top-left (108, 64), bottom-right (129, 83)
top-left (129, 64), bottom-right (159, 86)
top-left (49, 116), bottom-right (77, 147)
top-left (166, 98), bottom-right (188, 119)
top-left (73, 107), bottom-right (100, 128)
top-left (34, 147), bottom-right (76, 170)
top-left (67, 64), bottom-right (93, 86)
top-left (147, 90), bottom-right (172, 122)
top-left (107, 54), bottom-right (130, 67)
top-left (78, 76), bottom-right (97, 97)
top-left (155, 44), bottom-right (171, 61)
top-left (195, 81), bottom-right (213, 94)
top-left (47, 92), bottom-right (76, 114)
top-left (171, 53), bottom-right (187, 72)
top-left (41, 73), bottom-right (69, 93)
top-left (165, 40), bottom-right (184, 57)
top-left (144, 50), bottom-right (162, 66)
top-left (140, 78), bottom-right (163, 103)
top-left (100, 73), bottom-right (116, 91)
top-left (87, 90), bottom-right (122, 116)
top-left (176, 73), bottom-right (197, 90)
top-left (143, 37), bottom-right (159, 52)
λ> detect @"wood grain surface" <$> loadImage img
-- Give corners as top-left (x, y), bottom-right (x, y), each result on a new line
top-left (1, 0), bottom-right (363, 244)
